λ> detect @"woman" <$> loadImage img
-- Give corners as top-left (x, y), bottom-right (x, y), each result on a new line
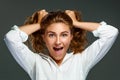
top-left (4, 9), bottom-right (118, 80)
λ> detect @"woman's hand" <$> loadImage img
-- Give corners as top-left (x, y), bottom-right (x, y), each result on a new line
top-left (31, 9), bottom-right (48, 23)
top-left (19, 9), bottom-right (48, 35)
top-left (65, 10), bottom-right (78, 26)
top-left (65, 10), bottom-right (99, 31)
top-left (37, 9), bottom-right (48, 23)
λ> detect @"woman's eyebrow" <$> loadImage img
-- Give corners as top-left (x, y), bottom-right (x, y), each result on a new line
top-left (61, 31), bottom-right (70, 34)
top-left (46, 31), bottom-right (70, 34)
top-left (46, 31), bottom-right (55, 34)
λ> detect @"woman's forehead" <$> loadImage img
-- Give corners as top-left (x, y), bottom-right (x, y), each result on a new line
top-left (45, 23), bottom-right (71, 33)
top-left (46, 23), bottom-right (70, 30)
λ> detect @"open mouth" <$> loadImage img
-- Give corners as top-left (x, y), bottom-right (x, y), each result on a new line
top-left (53, 47), bottom-right (63, 51)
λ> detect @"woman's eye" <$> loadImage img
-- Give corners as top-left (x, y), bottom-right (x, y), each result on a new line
top-left (48, 34), bottom-right (54, 37)
top-left (62, 34), bottom-right (68, 37)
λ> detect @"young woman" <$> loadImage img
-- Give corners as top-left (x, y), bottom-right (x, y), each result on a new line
top-left (4, 9), bottom-right (118, 80)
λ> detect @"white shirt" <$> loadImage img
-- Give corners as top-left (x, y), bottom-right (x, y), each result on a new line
top-left (4, 22), bottom-right (118, 80)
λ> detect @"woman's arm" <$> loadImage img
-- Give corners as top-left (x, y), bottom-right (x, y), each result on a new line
top-left (73, 21), bottom-right (100, 31)
top-left (81, 22), bottom-right (119, 73)
top-left (4, 10), bottom-right (48, 77)
top-left (4, 26), bottom-right (37, 76)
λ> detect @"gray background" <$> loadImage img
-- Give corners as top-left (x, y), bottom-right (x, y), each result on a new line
top-left (0, 0), bottom-right (120, 80)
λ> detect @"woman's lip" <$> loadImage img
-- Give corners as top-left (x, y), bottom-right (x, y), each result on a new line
top-left (53, 47), bottom-right (64, 55)
top-left (53, 47), bottom-right (63, 51)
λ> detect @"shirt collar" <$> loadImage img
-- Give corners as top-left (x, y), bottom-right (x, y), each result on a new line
top-left (39, 52), bottom-right (74, 63)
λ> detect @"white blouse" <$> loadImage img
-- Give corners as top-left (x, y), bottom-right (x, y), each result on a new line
top-left (4, 22), bottom-right (118, 80)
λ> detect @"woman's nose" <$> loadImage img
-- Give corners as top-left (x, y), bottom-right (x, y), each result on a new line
top-left (55, 37), bottom-right (61, 45)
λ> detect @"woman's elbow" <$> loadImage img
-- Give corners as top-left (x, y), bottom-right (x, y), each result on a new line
top-left (112, 27), bottom-right (119, 37)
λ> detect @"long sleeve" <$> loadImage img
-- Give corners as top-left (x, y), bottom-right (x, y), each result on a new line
top-left (81, 22), bottom-right (119, 76)
top-left (4, 25), bottom-right (37, 77)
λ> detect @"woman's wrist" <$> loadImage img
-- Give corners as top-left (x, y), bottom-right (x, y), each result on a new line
top-left (73, 21), bottom-right (80, 28)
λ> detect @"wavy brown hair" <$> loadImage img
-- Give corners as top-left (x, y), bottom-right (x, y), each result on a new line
top-left (24, 10), bottom-right (87, 54)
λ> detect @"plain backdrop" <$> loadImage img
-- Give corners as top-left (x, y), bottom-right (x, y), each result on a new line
top-left (0, 0), bottom-right (120, 80)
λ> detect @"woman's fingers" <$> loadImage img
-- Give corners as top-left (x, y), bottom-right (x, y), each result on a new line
top-left (38, 9), bottom-right (48, 23)
top-left (65, 10), bottom-right (77, 23)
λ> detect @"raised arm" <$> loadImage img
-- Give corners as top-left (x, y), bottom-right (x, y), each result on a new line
top-left (66, 10), bottom-right (119, 75)
top-left (4, 10), bottom-right (48, 78)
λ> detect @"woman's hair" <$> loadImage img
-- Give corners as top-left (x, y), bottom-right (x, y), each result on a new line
top-left (24, 10), bottom-right (87, 54)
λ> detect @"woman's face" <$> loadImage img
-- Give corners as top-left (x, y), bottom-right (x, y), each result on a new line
top-left (43, 23), bottom-right (73, 65)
